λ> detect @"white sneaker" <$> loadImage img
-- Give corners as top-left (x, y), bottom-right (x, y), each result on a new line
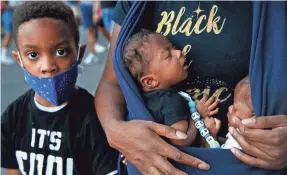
top-left (1, 47), bottom-right (15, 65)
top-left (1, 56), bottom-right (15, 65)
top-left (83, 52), bottom-right (99, 65)
top-left (94, 43), bottom-right (106, 53)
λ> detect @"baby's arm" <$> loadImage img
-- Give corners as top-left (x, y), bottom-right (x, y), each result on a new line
top-left (160, 92), bottom-right (198, 146)
top-left (170, 119), bottom-right (197, 146)
top-left (201, 117), bottom-right (221, 148)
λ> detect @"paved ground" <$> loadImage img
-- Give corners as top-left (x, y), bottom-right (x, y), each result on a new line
top-left (1, 26), bottom-right (109, 174)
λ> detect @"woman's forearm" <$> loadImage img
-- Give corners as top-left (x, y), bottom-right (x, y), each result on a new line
top-left (94, 23), bottom-right (125, 136)
top-left (95, 79), bottom-right (126, 134)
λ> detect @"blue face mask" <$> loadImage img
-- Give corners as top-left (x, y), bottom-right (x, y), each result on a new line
top-left (18, 46), bottom-right (84, 106)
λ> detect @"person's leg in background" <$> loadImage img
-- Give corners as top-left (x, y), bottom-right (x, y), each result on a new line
top-left (101, 7), bottom-right (114, 48)
top-left (97, 19), bottom-right (111, 42)
top-left (1, 8), bottom-right (15, 65)
top-left (80, 2), bottom-right (105, 64)
top-left (102, 8), bottom-right (114, 35)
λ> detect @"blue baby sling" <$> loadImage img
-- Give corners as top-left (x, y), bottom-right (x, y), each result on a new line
top-left (113, 1), bottom-right (287, 174)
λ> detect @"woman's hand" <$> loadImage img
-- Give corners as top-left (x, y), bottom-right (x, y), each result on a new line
top-left (106, 120), bottom-right (210, 175)
top-left (229, 115), bottom-right (287, 170)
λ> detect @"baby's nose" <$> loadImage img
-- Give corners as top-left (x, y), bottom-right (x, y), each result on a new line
top-left (175, 49), bottom-right (182, 59)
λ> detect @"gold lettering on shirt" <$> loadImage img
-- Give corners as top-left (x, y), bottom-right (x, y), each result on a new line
top-left (186, 87), bottom-right (231, 102)
top-left (172, 7), bottom-right (186, 35)
top-left (212, 87), bottom-right (228, 99)
top-left (156, 11), bottom-right (175, 36)
top-left (156, 4), bottom-right (226, 36)
top-left (202, 87), bottom-right (211, 96)
top-left (193, 15), bottom-right (207, 34)
top-left (182, 44), bottom-right (192, 56)
top-left (206, 5), bottom-right (226, 34)
top-left (178, 17), bottom-right (193, 35)
top-left (187, 88), bottom-right (201, 99)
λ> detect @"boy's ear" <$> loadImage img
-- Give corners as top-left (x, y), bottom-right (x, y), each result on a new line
top-left (78, 45), bottom-right (87, 64)
top-left (140, 74), bottom-right (159, 90)
top-left (12, 50), bottom-right (23, 67)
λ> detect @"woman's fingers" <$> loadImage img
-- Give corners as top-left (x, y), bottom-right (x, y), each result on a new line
top-left (158, 139), bottom-right (210, 170)
top-left (232, 117), bottom-right (280, 144)
top-left (154, 156), bottom-right (188, 175)
top-left (229, 116), bottom-right (287, 170)
top-left (229, 127), bottom-right (274, 161)
top-left (147, 121), bottom-right (187, 140)
top-left (146, 166), bottom-right (165, 175)
top-left (230, 147), bottom-right (272, 169)
top-left (240, 115), bottom-right (287, 129)
top-left (114, 120), bottom-right (211, 174)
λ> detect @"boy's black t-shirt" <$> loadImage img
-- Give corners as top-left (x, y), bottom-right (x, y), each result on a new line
top-left (1, 88), bottom-right (118, 175)
top-left (113, 1), bottom-right (253, 137)
top-left (144, 88), bottom-right (190, 126)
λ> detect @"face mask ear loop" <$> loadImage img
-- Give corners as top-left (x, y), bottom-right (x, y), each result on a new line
top-left (76, 45), bottom-right (81, 62)
top-left (17, 52), bottom-right (24, 68)
top-left (76, 45), bottom-right (83, 75)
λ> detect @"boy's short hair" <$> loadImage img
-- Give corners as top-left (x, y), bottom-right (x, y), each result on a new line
top-left (12, 1), bottom-right (79, 48)
top-left (123, 29), bottom-right (156, 81)
top-left (235, 76), bottom-right (253, 110)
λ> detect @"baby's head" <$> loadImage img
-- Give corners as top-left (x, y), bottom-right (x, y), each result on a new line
top-left (227, 76), bottom-right (254, 122)
top-left (12, 1), bottom-right (83, 78)
top-left (123, 29), bottom-right (190, 92)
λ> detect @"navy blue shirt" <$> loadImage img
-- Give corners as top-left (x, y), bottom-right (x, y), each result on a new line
top-left (144, 88), bottom-right (190, 126)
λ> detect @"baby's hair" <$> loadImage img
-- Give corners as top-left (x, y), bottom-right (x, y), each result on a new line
top-left (123, 29), bottom-right (157, 81)
top-left (235, 76), bottom-right (253, 111)
top-left (12, 1), bottom-right (79, 48)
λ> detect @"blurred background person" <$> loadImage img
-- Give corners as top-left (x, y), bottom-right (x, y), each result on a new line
top-left (99, 0), bottom-right (116, 35)
top-left (93, 0), bottom-right (116, 49)
top-left (92, 2), bottom-right (111, 44)
top-left (80, 0), bottom-right (108, 65)
top-left (66, 1), bottom-right (81, 26)
top-left (1, 0), bottom-right (21, 65)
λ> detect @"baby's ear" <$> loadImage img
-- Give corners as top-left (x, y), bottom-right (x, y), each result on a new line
top-left (12, 50), bottom-right (23, 67)
top-left (78, 45), bottom-right (87, 64)
top-left (140, 74), bottom-right (159, 90)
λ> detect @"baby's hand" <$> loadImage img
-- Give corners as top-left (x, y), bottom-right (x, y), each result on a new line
top-left (204, 117), bottom-right (221, 137)
top-left (196, 95), bottom-right (219, 118)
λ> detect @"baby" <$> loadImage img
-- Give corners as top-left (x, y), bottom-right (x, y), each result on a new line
top-left (123, 29), bottom-right (219, 146)
top-left (204, 76), bottom-right (254, 149)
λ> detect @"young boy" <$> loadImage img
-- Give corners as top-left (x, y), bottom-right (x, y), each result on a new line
top-left (1, 2), bottom-right (118, 175)
top-left (123, 29), bottom-right (219, 146)
top-left (204, 76), bottom-right (254, 149)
